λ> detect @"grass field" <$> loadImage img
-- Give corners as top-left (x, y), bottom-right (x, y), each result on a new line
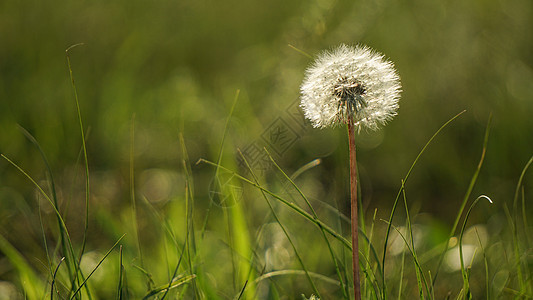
top-left (1, 0), bottom-right (532, 299)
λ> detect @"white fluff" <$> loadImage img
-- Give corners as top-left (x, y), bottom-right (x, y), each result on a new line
top-left (300, 44), bottom-right (402, 130)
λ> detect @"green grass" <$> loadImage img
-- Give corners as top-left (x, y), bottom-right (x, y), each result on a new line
top-left (1, 0), bottom-right (533, 298)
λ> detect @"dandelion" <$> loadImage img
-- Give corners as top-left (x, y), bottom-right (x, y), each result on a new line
top-left (300, 44), bottom-right (401, 130)
top-left (300, 44), bottom-right (401, 300)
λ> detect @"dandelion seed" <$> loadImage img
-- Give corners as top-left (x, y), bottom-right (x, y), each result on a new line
top-left (300, 44), bottom-right (401, 130)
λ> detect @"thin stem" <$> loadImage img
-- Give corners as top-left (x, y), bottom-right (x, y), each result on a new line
top-left (348, 119), bottom-right (361, 300)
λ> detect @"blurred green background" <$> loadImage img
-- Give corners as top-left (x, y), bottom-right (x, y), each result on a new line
top-left (1, 0), bottom-right (532, 298)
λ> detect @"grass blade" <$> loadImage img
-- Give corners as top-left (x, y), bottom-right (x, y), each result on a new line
top-left (142, 275), bottom-right (197, 300)
top-left (473, 227), bottom-right (489, 300)
top-left (401, 181), bottom-right (427, 299)
top-left (70, 234), bottom-right (126, 299)
top-left (0, 233), bottom-right (45, 299)
top-left (363, 209), bottom-right (380, 299)
top-left (51, 257), bottom-right (65, 300)
top-left (116, 246), bottom-right (124, 300)
top-left (458, 195), bottom-right (493, 299)
top-left (254, 270), bottom-right (340, 287)
top-left (511, 154), bottom-right (533, 296)
top-left (288, 44), bottom-right (313, 59)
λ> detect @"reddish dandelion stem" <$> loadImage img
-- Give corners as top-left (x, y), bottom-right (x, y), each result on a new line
top-left (348, 118), bottom-right (361, 300)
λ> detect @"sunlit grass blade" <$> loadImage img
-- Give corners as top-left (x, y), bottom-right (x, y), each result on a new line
top-left (228, 195), bottom-right (255, 299)
top-left (288, 44), bottom-right (313, 59)
top-left (290, 159), bottom-right (321, 180)
top-left (428, 270), bottom-right (434, 299)
top-left (238, 150), bottom-right (321, 298)
top-left (0, 233), bottom-right (45, 299)
top-left (70, 234), bottom-right (126, 299)
top-left (169, 189), bottom-right (195, 300)
top-left (254, 270), bottom-right (340, 287)
top-left (141, 275), bottom-right (196, 300)
top-left (382, 110), bottom-right (466, 293)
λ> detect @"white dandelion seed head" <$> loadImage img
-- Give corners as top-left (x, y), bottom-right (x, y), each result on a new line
top-left (300, 44), bottom-right (402, 130)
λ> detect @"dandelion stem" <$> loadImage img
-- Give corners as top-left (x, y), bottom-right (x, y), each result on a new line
top-left (348, 118), bottom-right (361, 300)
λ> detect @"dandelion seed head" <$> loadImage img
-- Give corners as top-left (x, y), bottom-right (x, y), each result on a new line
top-left (300, 44), bottom-right (402, 130)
